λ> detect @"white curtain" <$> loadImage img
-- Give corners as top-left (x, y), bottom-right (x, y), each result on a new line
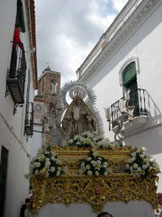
top-left (36, 200), bottom-right (155, 217)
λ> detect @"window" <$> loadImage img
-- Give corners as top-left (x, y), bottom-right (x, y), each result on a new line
top-left (123, 62), bottom-right (136, 86)
top-left (122, 61), bottom-right (139, 116)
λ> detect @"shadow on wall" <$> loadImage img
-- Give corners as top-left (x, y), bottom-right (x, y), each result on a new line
top-left (145, 90), bottom-right (162, 125)
top-left (125, 90), bottom-right (162, 155)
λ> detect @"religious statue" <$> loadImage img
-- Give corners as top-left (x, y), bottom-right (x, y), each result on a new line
top-left (61, 96), bottom-right (97, 141)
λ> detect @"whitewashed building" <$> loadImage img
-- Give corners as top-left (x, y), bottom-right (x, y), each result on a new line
top-left (77, 0), bottom-right (162, 192)
top-left (0, 0), bottom-right (37, 216)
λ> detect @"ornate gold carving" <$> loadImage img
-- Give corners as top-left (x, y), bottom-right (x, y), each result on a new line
top-left (31, 146), bottom-right (158, 214)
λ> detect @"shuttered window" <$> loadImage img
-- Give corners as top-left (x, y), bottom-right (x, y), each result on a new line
top-left (123, 62), bottom-right (136, 86)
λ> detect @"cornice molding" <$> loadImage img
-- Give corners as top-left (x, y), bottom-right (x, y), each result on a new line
top-left (78, 0), bottom-right (161, 83)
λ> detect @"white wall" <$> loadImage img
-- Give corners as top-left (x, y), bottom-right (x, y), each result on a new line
top-left (85, 3), bottom-right (162, 191)
top-left (30, 124), bottom-right (43, 159)
top-left (0, 1), bottom-right (36, 216)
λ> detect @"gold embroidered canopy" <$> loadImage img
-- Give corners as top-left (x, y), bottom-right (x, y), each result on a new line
top-left (31, 145), bottom-right (158, 214)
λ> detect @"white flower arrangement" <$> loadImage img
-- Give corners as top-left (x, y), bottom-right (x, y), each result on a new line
top-left (67, 131), bottom-right (113, 149)
top-left (79, 151), bottom-right (112, 177)
top-left (25, 148), bottom-right (63, 179)
top-left (125, 147), bottom-right (159, 178)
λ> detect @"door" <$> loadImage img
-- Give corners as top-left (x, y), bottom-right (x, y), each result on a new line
top-left (123, 62), bottom-right (139, 117)
top-left (0, 146), bottom-right (9, 217)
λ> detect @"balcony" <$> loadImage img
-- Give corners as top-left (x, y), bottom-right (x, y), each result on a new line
top-left (111, 88), bottom-right (148, 136)
top-left (7, 44), bottom-right (26, 104)
top-left (25, 102), bottom-right (34, 136)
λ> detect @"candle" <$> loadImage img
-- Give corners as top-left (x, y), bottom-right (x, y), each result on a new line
top-left (125, 89), bottom-right (130, 102)
top-left (120, 99), bottom-right (126, 113)
top-left (104, 107), bottom-right (111, 121)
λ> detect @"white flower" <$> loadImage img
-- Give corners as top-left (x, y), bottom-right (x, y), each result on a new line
top-left (81, 162), bottom-right (85, 167)
top-left (51, 151), bottom-right (57, 157)
top-left (92, 151), bottom-right (99, 157)
top-left (76, 141), bottom-right (81, 145)
top-left (50, 167), bottom-right (55, 172)
top-left (58, 167), bottom-right (62, 171)
top-left (95, 171), bottom-right (99, 176)
top-left (140, 146), bottom-right (147, 153)
top-left (38, 154), bottom-right (45, 161)
top-left (140, 154), bottom-right (145, 159)
top-left (56, 171), bottom-right (60, 176)
top-left (137, 167), bottom-right (142, 172)
top-left (146, 162), bottom-right (150, 167)
top-left (104, 171), bottom-right (108, 176)
top-left (87, 157), bottom-right (92, 161)
top-left (97, 160), bottom-right (101, 164)
top-left (128, 157), bottom-right (135, 163)
top-left (68, 139), bottom-right (73, 144)
top-left (33, 162), bottom-right (38, 168)
top-left (103, 162), bottom-right (108, 166)
top-left (131, 152), bottom-right (136, 157)
top-left (56, 159), bottom-right (62, 165)
top-left (130, 166), bottom-right (133, 171)
top-left (51, 156), bottom-right (56, 161)
top-left (36, 162), bottom-right (41, 167)
top-left (45, 161), bottom-right (51, 167)
top-left (142, 164), bottom-right (147, 170)
top-left (131, 170), bottom-right (137, 177)
top-left (91, 160), bottom-right (95, 165)
top-left (93, 161), bottom-right (101, 170)
top-left (35, 170), bottom-right (39, 175)
top-left (45, 158), bottom-right (50, 162)
top-left (87, 170), bottom-right (92, 176)
top-left (86, 165), bottom-right (91, 170)
top-left (133, 163), bottom-right (138, 169)
top-left (45, 151), bottom-right (50, 155)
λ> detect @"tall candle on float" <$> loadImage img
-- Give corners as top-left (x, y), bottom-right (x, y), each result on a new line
top-left (125, 89), bottom-right (130, 102)
top-left (120, 99), bottom-right (126, 113)
top-left (104, 107), bottom-right (111, 121)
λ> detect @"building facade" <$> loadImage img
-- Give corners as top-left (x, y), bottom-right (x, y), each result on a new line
top-left (31, 67), bottom-right (62, 158)
top-left (0, 0), bottom-right (37, 216)
top-left (77, 0), bottom-right (162, 192)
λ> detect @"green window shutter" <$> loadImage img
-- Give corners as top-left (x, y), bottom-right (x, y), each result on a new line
top-left (123, 62), bottom-right (136, 86)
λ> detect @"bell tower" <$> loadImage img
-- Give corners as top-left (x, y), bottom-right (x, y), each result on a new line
top-left (34, 67), bottom-right (62, 148)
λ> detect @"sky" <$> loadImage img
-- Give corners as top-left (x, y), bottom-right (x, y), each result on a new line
top-left (35, 0), bottom-right (128, 85)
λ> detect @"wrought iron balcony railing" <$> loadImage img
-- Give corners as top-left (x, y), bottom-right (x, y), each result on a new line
top-left (111, 88), bottom-right (148, 128)
top-left (25, 102), bottom-right (34, 136)
top-left (7, 44), bottom-right (26, 104)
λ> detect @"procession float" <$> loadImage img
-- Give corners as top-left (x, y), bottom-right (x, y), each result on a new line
top-left (26, 82), bottom-right (160, 217)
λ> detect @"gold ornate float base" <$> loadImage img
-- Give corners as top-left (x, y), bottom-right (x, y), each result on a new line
top-left (32, 173), bottom-right (158, 214)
